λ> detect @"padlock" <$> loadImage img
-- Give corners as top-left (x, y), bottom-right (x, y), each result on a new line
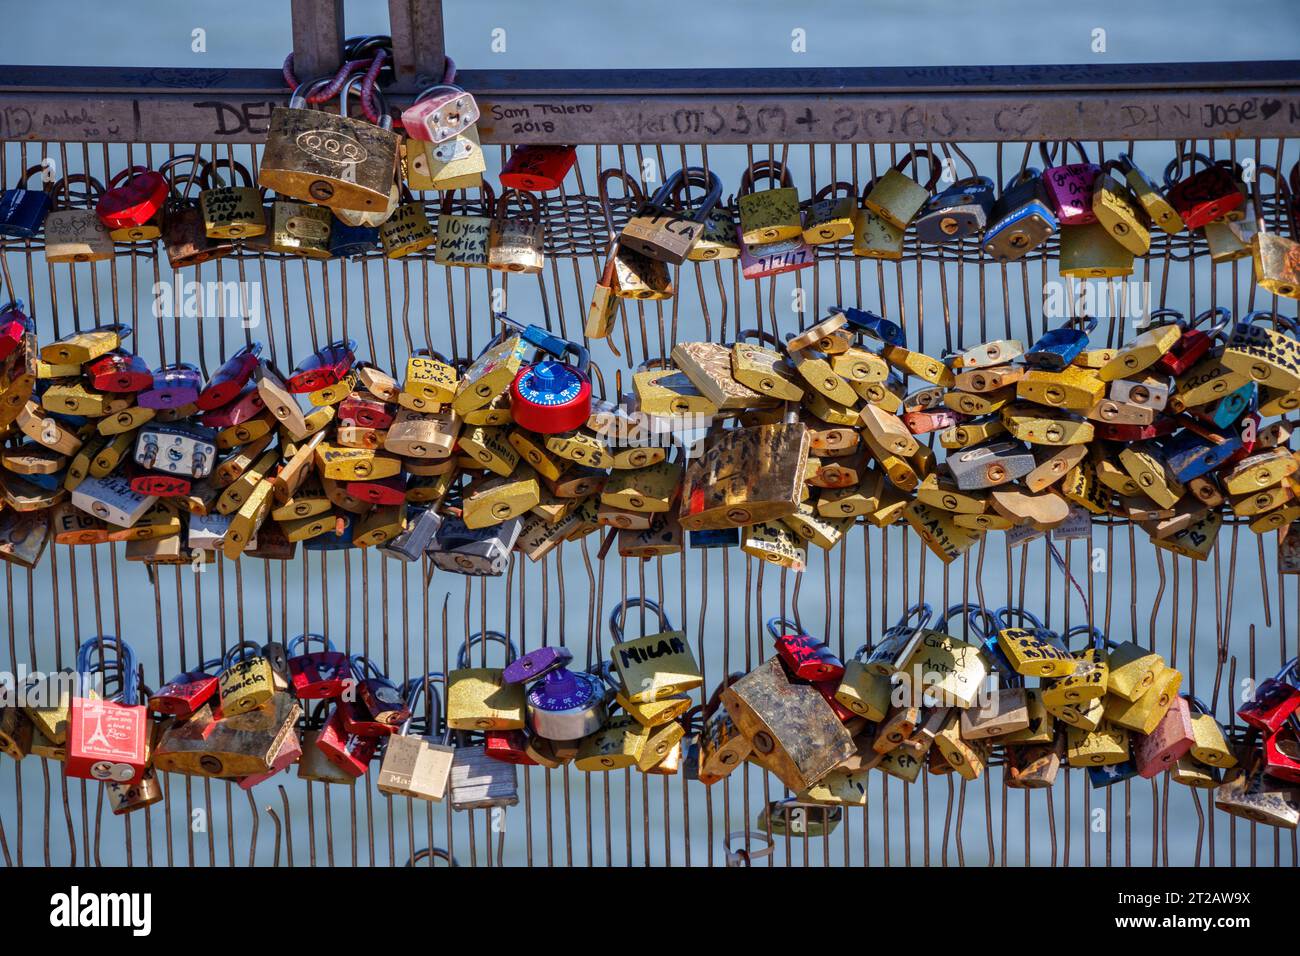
top-left (344, 656), bottom-right (411, 731)
top-left (670, 339), bottom-right (768, 411)
top-left (767, 617), bottom-right (845, 682)
top-left (1250, 166), bottom-right (1300, 299)
top-left (852, 177), bottom-right (906, 260)
top-left (621, 167), bottom-right (723, 264)
top-left (1105, 663), bottom-right (1182, 736)
top-left (0, 164), bottom-right (54, 238)
top-left (433, 184), bottom-right (495, 267)
top-left (982, 166), bottom-right (1057, 261)
top-left (83, 350), bottom-right (152, 397)
top-left (802, 181), bottom-right (858, 245)
top-left (679, 416), bottom-right (809, 530)
top-left (1263, 717), bottom-right (1300, 784)
top-left (722, 656), bottom-right (854, 791)
top-left (0, 302), bottom-right (31, 363)
top-left (282, 633), bottom-right (349, 699)
top-left (1171, 754), bottom-right (1221, 789)
top-left (863, 148), bottom-right (939, 230)
top-left (429, 513), bottom-right (520, 576)
top-left (1112, 152), bottom-right (1183, 234)
top-left (526, 665), bottom-right (607, 740)
top-left (147, 658), bottom-right (222, 717)
top-left (97, 163), bottom-right (168, 239)
top-left (994, 608), bottom-right (1075, 679)
top-left (65, 636), bottom-right (148, 785)
top-left (1040, 140), bottom-right (1101, 225)
top-left (499, 145), bottom-right (577, 192)
top-left (1222, 310), bottom-right (1300, 393)
top-left (574, 713), bottom-right (648, 771)
top-left (1066, 720), bottom-right (1131, 767)
top-left (138, 362), bottom-right (203, 410)
top-left (1164, 151), bottom-right (1246, 229)
top-left (194, 343), bottom-right (262, 413)
top-left (483, 188), bottom-right (545, 273)
top-left (448, 734), bottom-right (520, 809)
top-left (914, 163), bottom-right (995, 243)
top-left (608, 597), bottom-right (701, 703)
top-left (261, 195), bottom-right (332, 257)
top-left (377, 675), bottom-right (457, 800)
top-left (446, 632), bottom-right (526, 730)
top-left (737, 229), bottom-right (815, 279)
top-left (1091, 159), bottom-right (1152, 256)
top-left (287, 339), bottom-right (356, 395)
top-left (1214, 754), bottom-right (1300, 829)
top-left (260, 76), bottom-right (400, 212)
top-left (133, 421), bottom-right (216, 480)
top-left (946, 438), bottom-right (1035, 491)
top-left (1238, 658), bottom-right (1300, 734)
top-left (200, 157), bottom-right (266, 239)
top-left (160, 155), bottom-right (234, 268)
top-left (833, 645), bottom-right (893, 721)
top-left (1041, 625), bottom-right (1110, 717)
top-left (894, 602), bottom-right (989, 708)
top-left (376, 185), bottom-right (434, 257)
top-left (1059, 222), bottom-right (1134, 278)
top-left (736, 159), bottom-right (802, 244)
top-left (1025, 316), bottom-right (1097, 371)
top-left (217, 642), bottom-right (276, 715)
top-left (861, 603), bottom-right (934, 677)
top-left (401, 62), bottom-right (480, 143)
top-left (1134, 693), bottom-right (1196, 778)
top-left (313, 701), bottom-right (381, 778)
top-left (43, 175), bottom-right (116, 263)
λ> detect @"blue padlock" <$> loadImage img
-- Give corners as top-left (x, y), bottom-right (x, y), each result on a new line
top-left (1204, 381), bottom-right (1256, 430)
top-left (834, 304), bottom-right (905, 348)
top-left (1088, 760), bottom-right (1139, 788)
top-left (982, 167), bottom-right (1058, 261)
top-left (1160, 428), bottom-right (1243, 483)
top-left (0, 165), bottom-right (54, 239)
top-left (1024, 316), bottom-right (1098, 371)
top-left (689, 528), bottom-right (740, 549)
top-left (304, 515), bottom-right (355, 551)
top-left (328, 219), bottom-right (379, 259)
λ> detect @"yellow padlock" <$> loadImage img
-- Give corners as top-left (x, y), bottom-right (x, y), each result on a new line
top-left (446, 632), bottom-right (526, 731)
top-left (608, 597), bottom-right (701, 704)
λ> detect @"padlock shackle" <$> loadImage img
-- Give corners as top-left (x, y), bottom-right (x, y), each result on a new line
top-left (205, 156), bottom-right (257, 191)
top-left (1250, 163), bottom-right (1286, 236)
top-left (51, 173), bottom-right (106, 209)
top-left (735, 328), bottom-right (784, 350)
top-left (597, 168), bottom-right (647, 234)
top-left (438, 182), bottom-right (496, 218)
top-left (738, 159), bottom-right (794, 196)
top-left (349, 654), bottom-right (397, 684)
top-left (341, 73), bottom-right (392, 130)
top-left (493, 187), bottom-right (542, 225)
top-left (405, 846), bottom-right (458, 867)
top-left (724, 829), bottom-right (775, 867)
top-left (882, 602), bottom-right (933, 641)
top-left (1162, 150), bottom-right (1219, 189)
top-left (158, 153), bottom-right (215, 202)
top-left (666, 167), bottom-right (724, 220)
top-left (1142, 307), bottom-right (1186, 331)
top-left (994, 606), bottom-right (1044, 632)
top-left (608, 596), bottom-right (674, 644)
top-left (1064, 624), bottom-right (1107, 652)
top-left (456, 631), bottom-right (518, 669)
top-left (106, 164), bottom-right (154, 190)
top-left (892, 148), bottom-right (941, 191)
top-left (287, 632), bottom-right (335, 655)
top-left (399, 671), bottom-right (445, 736)
top-left (765, 616), bottom-right (804, 640)
top-left (222, 641), bottom-right (264, 668)
top-left (1191, 306), bottom-right (1233, 336)
top-left (18, 163), bottom-right (55, 192)
top-left (1039, 139), bottom-right (1092, 168)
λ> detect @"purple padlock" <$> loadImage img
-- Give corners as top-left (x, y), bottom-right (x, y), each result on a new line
top-left (200, 383), bottom-right (266, 429)
top-left (138, 362), bottom-right (202, 410)
top-left (525, 667), bottom-right (606, 740)
top-left (1040, 141), bottom-right (1100, 226)
top-left (503, 646), bottom-right (574, 685)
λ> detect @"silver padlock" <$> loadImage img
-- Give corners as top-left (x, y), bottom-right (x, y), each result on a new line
top-left (380, 506), bottom-right (443, 562)
top-left (134, 421), bottom-right (218, 478)
top-left (947, 439), bottom-right (1036, 490)
top-left (70, 475), bottom-right (157, 527)
top-left (449, 734), bottom-right (519, 810)
top-left (428, 514), bottom-right (521, 576)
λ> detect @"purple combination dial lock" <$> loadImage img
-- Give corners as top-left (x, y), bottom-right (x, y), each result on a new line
top-left (503, 646), bottom-right (573, 685)
top-left (525, 667), bottom-right (606, 740)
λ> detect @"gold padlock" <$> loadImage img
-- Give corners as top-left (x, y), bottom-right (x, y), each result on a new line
top-left (446, 632), bottom-right (526, 731)
top-left (1092, 164), bottom-right (1151, 256)
top-left (1250, 166), bottom-right (1300, 299)
top-left (378, 187), bottom-right (436, 257)
top-left (736, 159), bottom-right (802, 244)
top-left (802, 181), bottom-right (858, 245)
top-left (434, 184), bottom-right (495, 268)
top-left (1059, 222), bottom-right (1135, 278)
top-left (575, 714), bottom-right (648, 772)
top-left (217, 642), bottom-right (276, 715)
top-left (200, 157), bottom-right (266, 239)
top-left (863, 149), bottom-right (939, 230)
top-left (608, 598), bottom-right (701, 704)
top-left (1066, 720), bottom-right (1130, 767)
top-left (1104, 666), bottom-right (1182, 735)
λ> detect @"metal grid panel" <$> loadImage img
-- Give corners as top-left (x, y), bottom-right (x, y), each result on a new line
top-left (1, 130), bottom-right (1297, 867)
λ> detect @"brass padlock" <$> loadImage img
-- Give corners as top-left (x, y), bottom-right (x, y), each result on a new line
top-left (446, 632), bottom-right (526, 731)
top-left (893, 601), bottom-right (988, 708)
top-left (1066, 720), bottom-right (1131, 767)
top-left (863, 149), bottom-right (939, 230)
top-left (378, 186), bottom-right (436, 257)
top-left (1251, 166), bottom-right (1300, 299)
top-left (43, 175), bottom-right (115, 263)
top-left (672, 340), bottom-right (768, 410)
top-left (608, 597), bottom-right (701, 704)
top-left (1059, 222), bottom-right (1135, 278)
top-left (736, 159), bottom-right (801, 244)
top-left (833, 645), bottom-right (892, 721)
top-left (721, 657), bottom-right (854, 792)
top-left (200, 157), bottom-right (266, 239)
top-left (802, 181), bottom-right (858, 245)
top-left (679, 417), bottom-right (809, 530)
top-left (1092, 161), bottom-right (1151, 256)
top-left (621, 167), bottom-right (724, 264)
top-left (154, 693), bottom-right (300, 778)
top-left (218, 642), bottom-right (276, 714)
top-left (1104, 665), bottom-right (1181, 735)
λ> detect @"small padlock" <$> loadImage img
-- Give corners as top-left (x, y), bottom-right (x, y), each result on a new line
top-left (43, 175), bottom-right (116, 263)
top-left (218, 641), bottom-right (276, 715)
top-left (377, 674), bottom-right (456, 801)
top-left (1238, 658), bottom-right (1300, 734)
top-left (1250, 165), bottom-right (1300, 300)
top-left (767, 617), bottom-right (845, 682)
top-left (147, 658), bottom-right (221, 717)
top-left (200, 157), bottom-right (266, 239)
top-left (736, 159), bottom-right (802, 244)
top-left (608, 597), bottom-right (701, 703)
top-left (802, 181), bottom-right (858, 245)
top-left (434, 184), bottom-right (495, 268)
top-left (1164, 151), bottom-right (1246, 230)
top-left (914, 159), bottom-right (994, 243)
top-left (982, 166), bottom-right (1058, 261)
top-left (378, 186), bottom-right (435, 257)
top-left (400, 61), bottom-right (480, 143)
top-left (863, 148), bottom-right (940, 230)
top-left (621, 166), bottom-right (723, 264)
top-left (499, 145), bottom-right (577, 192)
top-left (1040, 140), bottom-right (1101, 225)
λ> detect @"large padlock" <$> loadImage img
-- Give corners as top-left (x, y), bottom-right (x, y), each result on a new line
top-left (608, 597), bottom-right (701, 704)
top-left (97, 164), bottom-right (167, 240)
top-left (502, 315), bottom-right (592, 434)
top-left (447, 633), bottom-right (526, 731)
top-left (982, 167), bottom-right (1057, 261)
top-left (65, 636), bottom-right (149, 785)
top-left (0, 163), bottom-right (54, 238)
top-left (1040, 140), bottom-right (1101, 225)
top-left (736, 159), bottom-right (802, 245)
top-left (43, 175), bottom-right (116, 263)
top-left (721, 657), bottom-right (855, 791)
top-left (200, 157), bottom-right (266, 239)
top-left (679, 416), bottom-right (809, 530)
top-left (217, 641), bottom-right (276, 715)
top-left (620, 167), bottom-right (723, 264)
top-left (863, 148), bottom-right (940, 230)
top-left (499, 145), bottom-right (577, 192)
top-left (260, 76), bottom-right (400, 212)
top-left (377, 674), bottom-right (456, 801)
top-left (1164, 151), bottom-right (1246, 230)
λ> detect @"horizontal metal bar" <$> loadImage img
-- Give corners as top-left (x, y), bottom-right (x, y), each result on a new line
top-left (1, 61), bottom-right (1299, 143)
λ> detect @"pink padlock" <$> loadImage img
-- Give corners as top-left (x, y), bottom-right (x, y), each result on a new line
top-left (1135, 694), bottom-right (1195, 778)
top-left (1040, 141), bottom-right (1101, 226)
top-left (238, 729), bottom-right (302, 790)
top-left (399, 57), bottom-right (479, 144)
top-left (200, 384), bottom-right (266, 429)
top-left (738, 228), bottom-right (814, 280)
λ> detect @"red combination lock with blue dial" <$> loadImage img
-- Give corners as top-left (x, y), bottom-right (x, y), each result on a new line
top-left (500, 314), bottom-right (592, 434)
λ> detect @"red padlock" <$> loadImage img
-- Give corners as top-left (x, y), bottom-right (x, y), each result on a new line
top-left (238, 728), bottom-right (302, 790)
top-left (353, 657), bottom-right (411, 728)
top-left (130, 470), bottom-right (191, 498)
top-left (96, 165), bottom-right (168, 230)
top-left (196, 342), bottom-right (262, 410)
top-left (1095, 419), bottom-right (1178, 442)
top-left (287, 338), bottom-right (356, 394)
top-left (502, 316), bottom-right (592, 434)
top-left (1263, 717), bottom-right (1300, 785)
top-left (813, 678), bottom-right (858, 723)
top-left (200, 384), bottom-right (267, 429)
top-left (1239, 659), bottom-right (1300, 734)
top-left (767, 617), bottom-right (846, 682)
top-left (499, 145), bottom-right (577, 192)
top-left (65, 636), bottom-right (149, 786)
top-left (484, 728), bottom-right (538, 765)
top-left (1163, 153), bottom-right (1245, 230)
top-left (316, 704), bottom-right (381, 777)
top-left (147, 657), bottom-right (222, 717)
top-left (0, 301), bottom-right (31, 362)
top-left (338, 394), bottom-right (395, 429)
top-left (1155, 307), bottom-right (1229, 377)
top-left (346, 474), bottom-right (408, 506)
top-left (86, 350), bottom-right (154, 393)
top-left (286, 634), bottom-right (351, 700)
